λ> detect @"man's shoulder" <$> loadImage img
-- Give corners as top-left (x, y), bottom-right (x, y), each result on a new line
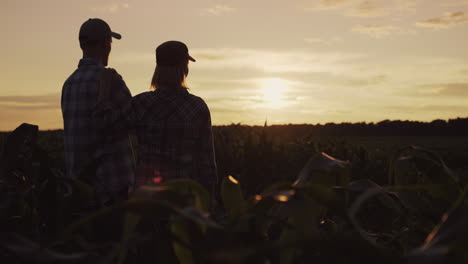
top-left (63, 69), bottom-right (78, 86)
top-left (133, 91), bottom-right (154, 101)
top-left (128, 91), bottom-right (157, 110)
top-left (64, 64), bottom-right (103, 86)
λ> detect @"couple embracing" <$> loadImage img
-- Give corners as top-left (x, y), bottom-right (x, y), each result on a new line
top-left (61, 18), bottom-right (218, 206)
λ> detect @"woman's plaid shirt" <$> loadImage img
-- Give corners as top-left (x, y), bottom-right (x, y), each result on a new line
top-left (61, 59), bottom-right (135, 203)
top-left (92, 85), bottom-right (218, 194)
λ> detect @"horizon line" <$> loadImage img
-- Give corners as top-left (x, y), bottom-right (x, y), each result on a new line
top-left (1, 116), bottom-right (467, 132)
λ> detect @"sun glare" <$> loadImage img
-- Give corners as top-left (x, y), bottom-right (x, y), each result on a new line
top-left (260, 78), bottom-right (289, 109)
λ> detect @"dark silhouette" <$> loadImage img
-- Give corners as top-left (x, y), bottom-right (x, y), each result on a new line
top-left (94, 40), bottom-right (218, 196)
top-left (255, 117), bottom-right (468, 137)
top-left (61, 18), bottom-right (134, 206)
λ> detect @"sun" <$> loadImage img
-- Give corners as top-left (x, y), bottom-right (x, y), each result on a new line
top-left (260, 78), bottom-right (289, 109)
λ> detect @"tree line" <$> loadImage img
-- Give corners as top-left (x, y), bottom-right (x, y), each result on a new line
top-left (236, 117), bottom-right (468, 137)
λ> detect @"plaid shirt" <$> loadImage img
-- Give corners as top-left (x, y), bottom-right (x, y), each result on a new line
top-left (61, 58), bottom-right (135, 203)
top-left (92, 86), bottom-right (218, 194)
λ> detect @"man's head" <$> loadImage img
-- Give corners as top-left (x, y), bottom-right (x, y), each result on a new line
top-left (79, 18), bottom-right (121, 66)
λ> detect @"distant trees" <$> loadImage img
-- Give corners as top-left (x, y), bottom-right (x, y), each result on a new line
top-left (2, 118), bottom-right (468, 138)
top-left (216, 117), bottom-right (468, 137)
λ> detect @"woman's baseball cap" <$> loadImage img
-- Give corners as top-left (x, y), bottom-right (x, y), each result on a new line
top-left (156, 41), bottom-right (196, 66)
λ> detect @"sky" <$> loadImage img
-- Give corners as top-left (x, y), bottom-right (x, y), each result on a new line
top-left (1, 0), bottom-right (468, 130)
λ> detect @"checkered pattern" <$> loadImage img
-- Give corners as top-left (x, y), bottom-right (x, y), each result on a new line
top-left (92, 86), bottom-right (218, 194)
top-left (61, 58), bottom-right (135, 203)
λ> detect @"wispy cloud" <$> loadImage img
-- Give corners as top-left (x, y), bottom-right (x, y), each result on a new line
top-left (0, 94), bottom-right (62, 130)
top-left (307, 0), bottom-right (418, 17)
top-left (416, 12), bottom-right (468, 29)
top-left (352, 25), bottom-right (400, 38)
top-left (0, 94), bottom-right (60, 110)
top-left (348, 0), bottom-right (389, 17)
top-left (346, 75), bottom-right (387, 86)
top-left (200, 5), bottom-right (236, 16)
top-left (189, 48), bottom-right (363, 74)
top-left (411, 83), bottom-right (468, 97)
top-left (440, 0), bottom-right (468, 7)
top-left (386, 104), bottom-right (468, 113)
top-left (304, 37), bottom-right (343, 45)
top-left (89, 2), bottom-right (129, 13)
top-left (397, 0), bottom-right (418, 11)
top-left (312, 0), bottom-right (357, 10)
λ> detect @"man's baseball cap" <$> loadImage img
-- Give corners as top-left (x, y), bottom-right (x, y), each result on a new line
top-left (79, 18), bottom-right (121, 42)
top-left (156, 41), bottom-right (196, 66)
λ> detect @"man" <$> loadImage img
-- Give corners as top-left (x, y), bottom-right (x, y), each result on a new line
top-left (61, 18), bottom-right (134, 206)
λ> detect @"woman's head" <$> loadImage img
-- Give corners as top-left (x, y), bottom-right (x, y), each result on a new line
top-left (151, 41), bottom-right (195, 90)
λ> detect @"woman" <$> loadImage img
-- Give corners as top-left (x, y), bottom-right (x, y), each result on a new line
top-left (94, 40), bottom-right (217, 194)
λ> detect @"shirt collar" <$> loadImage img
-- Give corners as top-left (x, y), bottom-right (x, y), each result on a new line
top-left (155, 86), bottom-right (189, 95)
top-left (78, 58), bottom-right (103, 67)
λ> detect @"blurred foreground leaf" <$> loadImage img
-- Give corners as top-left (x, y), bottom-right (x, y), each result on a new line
top-left (221, 175), bottom-right (245, 219)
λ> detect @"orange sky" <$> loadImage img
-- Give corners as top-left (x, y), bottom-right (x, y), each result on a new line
top-left (1, 0), bottom-right (468, 130)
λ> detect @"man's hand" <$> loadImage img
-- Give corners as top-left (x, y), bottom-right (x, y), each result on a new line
top-left (99, 68), bottom-right (118, 102)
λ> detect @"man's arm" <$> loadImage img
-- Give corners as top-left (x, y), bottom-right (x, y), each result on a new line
top-left (92, 69), bottom-right (146, 131)
top-left (108, 69), bottom-right (132, 105)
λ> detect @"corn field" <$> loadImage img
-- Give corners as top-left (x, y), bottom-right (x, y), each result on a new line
top-left (0, 123), bottom-right (467, 264)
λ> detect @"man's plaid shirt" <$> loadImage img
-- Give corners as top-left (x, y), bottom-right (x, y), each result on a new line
top-left (92, 85), bottom-right (218, 194)
top-left (61, 58), bottom-right (135, 203)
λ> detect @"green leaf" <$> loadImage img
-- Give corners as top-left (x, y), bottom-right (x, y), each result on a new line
top-left (1, 233), bottom-right (90, 263)
top-left (171, 216), bottom-right (194, 264)
top-left (178, 207), bottom-right (223, 230)
top-left (117, 212), bottom-right (141, 264)
top-left (302, 183), bottom-right (341, 212)
top-left (55, 198), bottom-right (178, 244)
top-left (278, 218), bottom-right (300, 264)
top-left (348, 184), bottom-right (407, 247)
top-left (388, 146), bottom-right (461, 215)
top-left (294, 152), bottom-right (350, 188)
top-left (389, 145), bottom-right (460, 186)
top-left (260, 181), bottom-right (293, 197)
top-left (163, 179), bottom-right (210, 212)
top-left (221, 175), bottom-right (245, 219)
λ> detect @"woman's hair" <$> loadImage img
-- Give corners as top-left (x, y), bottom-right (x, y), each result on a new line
top-left (150, 61), bottom-right (189, 90)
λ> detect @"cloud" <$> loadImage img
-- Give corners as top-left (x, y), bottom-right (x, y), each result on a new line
top-left (352, 25), bottom-right (400, 38)
top-left (387, 104), bottom-right (468, 113)
top-left (416, 12), bottom-right (468, 29)
top-left (348, 0), bottom-right (390, 17)
top-left (346, 75), bottom-right (387, 86)
top-left (0, 94), bottom-right (60, 110)
top-left (307, 0), bottom-right (417, 17)
top-left (313, 0), bottom-right (357, 10)
top-left (411, 83), bottom-right (468, 97)
top-left (440, 0), bottom-right (468, 7)
top-left (397, 0), bottom-right (418, 11)
top-left (189, 48), bottom-right (363, 74)
top-left (89, 2), bottom-right (129, 13)
top-left (304, 37), bottom-right (343, 45)
top-left (200, 5), bottom-right (236, 16)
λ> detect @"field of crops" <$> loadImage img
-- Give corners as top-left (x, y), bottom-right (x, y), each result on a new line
top-left (0, 123), bottom-right (467, 263)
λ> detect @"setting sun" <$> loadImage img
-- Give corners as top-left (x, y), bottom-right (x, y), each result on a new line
top-left (260, 78), bottom-right (289, 109)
